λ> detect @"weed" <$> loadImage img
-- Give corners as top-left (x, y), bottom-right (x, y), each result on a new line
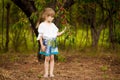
top-left (57, 54), bottom-right (66, 62)
top-left (37, 74), bottom-right (42, 79)
top-left (101, 65), bottom-right (108, 72)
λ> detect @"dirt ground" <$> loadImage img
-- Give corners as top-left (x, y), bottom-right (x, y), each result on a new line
top-left (0, 51), bottom-right (120, 80)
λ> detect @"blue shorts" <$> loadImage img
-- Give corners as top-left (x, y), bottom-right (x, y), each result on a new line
top-left (39, 38), bottom-right (59, 56)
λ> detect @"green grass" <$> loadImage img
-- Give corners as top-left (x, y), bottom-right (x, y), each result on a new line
top-left (58, 28), bottom-right (111, 49)
top-left (57, 54), bottom-right (66, 62)
top-left (0, 27), bottom-right (120, 54)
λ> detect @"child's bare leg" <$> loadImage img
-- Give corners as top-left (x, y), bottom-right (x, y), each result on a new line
top-left (50, 55), bottom-right (54, 77)
top-left (44, 56), bottom-right (50, 77)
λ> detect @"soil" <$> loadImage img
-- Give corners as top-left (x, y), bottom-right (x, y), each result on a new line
top-left (0, 51), bottom-right (120, 80)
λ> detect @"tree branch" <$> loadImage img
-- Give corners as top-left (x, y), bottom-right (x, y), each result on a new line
top-left (63, 0), bottom-right (75, 9)
top-left (11, 0), bottom-right (36, 17)
top-left (11, 0), bottom-right (38, 36)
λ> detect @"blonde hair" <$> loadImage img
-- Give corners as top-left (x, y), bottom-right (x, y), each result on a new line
top-left (36, 8), bottom-right (55, 28)
top-left (41, 8), bottom-right (55, 20)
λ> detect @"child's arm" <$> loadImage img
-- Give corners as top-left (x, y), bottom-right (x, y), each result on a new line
top-left (57, 27), bottom-right (66, 36)
top-left (39, 37), bottom-right (46, 52)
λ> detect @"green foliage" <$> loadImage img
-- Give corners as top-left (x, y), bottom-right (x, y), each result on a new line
top-left (10, 2), bottom-right (24, 23)
top-left (37, 74), bottom-right (42, 79)
top-left (30, 12), bottom-right (38, 23)
top-left (10, 11), bottom-right (29, 51)
top-left (1, 0), bottom-right (120, 52)
top-left (115, 27), bottom-right (120, 44)
top-left (82, 0), bottom-right (96, 3)
top-left (45, 0), bottom-right (51, 3)
top-left (35, 0), bottom-right (44, 11)
top-left (101, 65), bottom-right (108, 72)
top-left (64, 24), bottom-right (76, 45)
top-left (10, 22), bottom-right (25, 51)
top-left (9, 55), bottom-right (20, 62)
top-left (101, 65), bottom-right (109, 79)
top-left (57, 54), bottom-right (66, 62)
top-left (98, 28), bottom-right (109, 47)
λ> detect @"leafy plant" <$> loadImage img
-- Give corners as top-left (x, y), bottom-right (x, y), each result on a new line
top-left (57, 54), bottom-right (66, 62)
top-left (37, 74), bottom-right (42, 79)
top-left (101, 65), bottom-right (108, 72)
top-left (10, 14), bottom-right (28, 51)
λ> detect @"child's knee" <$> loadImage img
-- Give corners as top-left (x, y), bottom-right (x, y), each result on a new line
top-left (45, 56), bottom-right (50, 62)
top-left (50, 55), bottom-right (54, 61)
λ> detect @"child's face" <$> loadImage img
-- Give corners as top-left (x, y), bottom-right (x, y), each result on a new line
top-left (45, 15), bottom-right (54, 22)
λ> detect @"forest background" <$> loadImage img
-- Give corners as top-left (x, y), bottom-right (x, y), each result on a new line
top-left (0, 0), bottom-right (120, 60)
top-left (1, 0), bottom-right (120, 53)
top-left (0, 0), bottom-right (120, 80)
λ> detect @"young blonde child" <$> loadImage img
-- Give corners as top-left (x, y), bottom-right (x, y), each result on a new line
top-left (37, 8), bottom-right (66, 77)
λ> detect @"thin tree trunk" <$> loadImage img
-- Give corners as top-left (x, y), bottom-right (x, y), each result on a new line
top-left (79, 25), bottom-right (85, 48)
top-left (90, 8), bottom-right (98, 47)
top-left (101, 28), bottom-right (105, 47)
top-left (85, 25), bottom-right (89, 47)
top-left (1, 0), bottom-right (4, 48)
top-left (90, 5), bottom-right (104, 47)
top-left (5, 3), bottom-right (11, 51)
top-left (109, 12), bottom-right (115, 49)
top-left (5, 3), bottom-right (10, 51)
top-left (91, 24), bottom-right (103, 47)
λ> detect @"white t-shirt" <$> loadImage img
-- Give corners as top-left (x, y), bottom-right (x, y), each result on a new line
top-left (37, 22), bottom-right (59, 40)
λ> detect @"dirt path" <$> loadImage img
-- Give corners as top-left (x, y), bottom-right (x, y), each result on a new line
top-left (0, 52), bottom-right (120, 80)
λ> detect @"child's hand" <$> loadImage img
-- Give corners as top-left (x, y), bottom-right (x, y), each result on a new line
top-left (57, 27), bottom-right (67, 36)
top-left (64, 27), bottom-right (67, 32)
top-left (41, 45), bottom-right (46, 52)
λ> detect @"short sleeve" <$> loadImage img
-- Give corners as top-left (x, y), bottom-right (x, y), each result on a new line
top-left (52, 23), bottom-right (59, 32)
top-left (37, 24), bottom-right (44, 40)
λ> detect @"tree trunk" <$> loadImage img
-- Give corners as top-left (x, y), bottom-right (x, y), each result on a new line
top-left (90, 24), bottom-right (100, 47)
top-left (109, 12), bottom-right (115, 49)
top-left (90, 19), bottom-right (105, 47)
top-left (89, 7), bottom-right (99, 47)
top-left (11, 0), bottom-right (38, 36)
top-left (1, 0), bottom-right (4, 49)
top-left (5, 3), bottom-right (11, 51)
top-left (11, 0), bottom-right (42, 61)
top-left (11, 0), bottom-right (75, 61)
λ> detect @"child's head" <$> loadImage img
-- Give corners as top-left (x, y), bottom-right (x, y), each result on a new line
top-left (42, 8), bottom-right (55, 22)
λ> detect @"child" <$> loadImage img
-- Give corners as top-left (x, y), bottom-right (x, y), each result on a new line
top-left (37, 8), bottom-right (66, 78)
